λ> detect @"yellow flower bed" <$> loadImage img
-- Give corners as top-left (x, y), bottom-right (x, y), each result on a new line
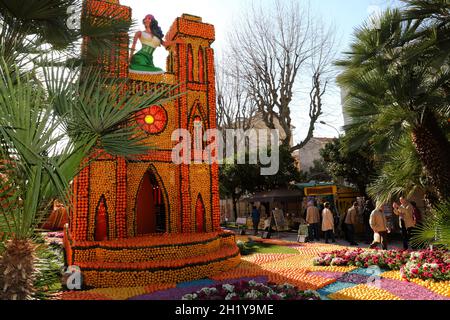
top-left (329, 284), bottom-right (401, 300)
top-left (409, 279), bottom-right (450, 298)
top-left (380, 270), bottom-right (403, 281)
top-left (261, 254), bottom-right (315, 269)
top-left (267, 269), bottom-right (336, 290)
top-left (308, 265), bottom-right (357, 273)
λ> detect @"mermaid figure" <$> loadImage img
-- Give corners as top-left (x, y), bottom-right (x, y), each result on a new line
top-left (129, 14), bottom-right (166, 74)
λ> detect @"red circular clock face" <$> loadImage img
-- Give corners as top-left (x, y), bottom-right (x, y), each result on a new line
top-left (137, 105), bottom-right (167, 134)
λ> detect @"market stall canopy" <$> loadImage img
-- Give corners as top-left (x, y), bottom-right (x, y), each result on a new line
top-left (295, 183), bottom-right (359, 197)
top-left (243, 189), bottom-right (304, 203)
top-left (295, 182), bottom-right (335, 190)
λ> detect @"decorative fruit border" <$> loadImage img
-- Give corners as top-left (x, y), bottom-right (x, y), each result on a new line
top-left (81, 252), bottom-right (240, 288)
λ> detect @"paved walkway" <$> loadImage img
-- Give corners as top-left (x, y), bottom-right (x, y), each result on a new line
top-left (229, 228), bottom-right (406, 250)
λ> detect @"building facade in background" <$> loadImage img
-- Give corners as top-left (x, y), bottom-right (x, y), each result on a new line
top-left (293, 137), bottom-right (334, 173)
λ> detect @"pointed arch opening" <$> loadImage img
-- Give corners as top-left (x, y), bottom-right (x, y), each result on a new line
top-left (135, 167), bottom-right (167, 235)
top-left (198, 46), bottom-right (205, 83)
top-left (195, 194), bottom-right (206, 233)
top-left (187, 44), bottom-right (194, 82)
top-left (95, 195), bottom-right (109, 241)
top-left (192, 116), bottom-right (203, 162)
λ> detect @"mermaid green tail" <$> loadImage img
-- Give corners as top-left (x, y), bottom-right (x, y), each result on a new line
top-left (129, 45), bottom-right (163, 73)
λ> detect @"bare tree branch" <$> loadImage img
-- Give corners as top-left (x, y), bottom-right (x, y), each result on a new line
top-left (216, 57), bottom-right (256, 132)
top-left (224, 0), bottom-right (337, 151)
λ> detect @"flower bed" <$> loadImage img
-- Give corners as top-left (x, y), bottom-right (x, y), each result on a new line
top-left (313, 248), bottom-right (450, 282)
top-left (401, 250), bottom-right (450, 282)
top-left (313, 248), bottom-right (410, 269)
top-left (181, 280), bottom-right (321, 300)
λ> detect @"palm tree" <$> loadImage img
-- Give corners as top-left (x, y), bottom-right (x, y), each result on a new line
top-left (0, 0), bottom-right (133, 73)
top-left (367, 134), bottom-right (433, 204)
top-left (411, 201), bottom-right (450, 250)
top-left (0, 0), bottom-right (167, 299)
top-left (337, 3), bottom-right (450, 203)
top-left (0, 59), bottom-right (175, 299)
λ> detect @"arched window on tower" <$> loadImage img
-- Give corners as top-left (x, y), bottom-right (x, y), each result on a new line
top-left (95, 195), bottom-right (109, 241)
top-left (188, 44), bottom-right (194, 82)
top-left (198, 47), bottom-right (205, 83)
top-left (195, 195), bottom-right (206, 233)
top-left (193, 116), bottom-right (203, 162)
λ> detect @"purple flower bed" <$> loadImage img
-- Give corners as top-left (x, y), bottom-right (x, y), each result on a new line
top-left (337, 273), bottom-right (370, 285)
top-left (129, 277), bottom-right (269, 300)
top-left (308, 271), bottom-right (345, 279)
top-left (46, 232), bottom-right (64, 238)
top-left (181, 280), bottom-right (321, 301)
top-left (379, 278), bottom-right (450, 300)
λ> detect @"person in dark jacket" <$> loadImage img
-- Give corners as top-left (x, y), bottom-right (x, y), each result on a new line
top-left (363, 200), bottom-right (375, 244)
top-left (251, 206), bottom-right (261, 236)
top-left (344, 202), bottom-right (359, 246)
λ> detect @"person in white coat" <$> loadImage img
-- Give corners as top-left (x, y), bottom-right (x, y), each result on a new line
top-left (369, 205), bottom-right (389, 250)
top-left (322, 203), bottom-right (336, 244)
top-left (393, 197), bottom-right (416, 250)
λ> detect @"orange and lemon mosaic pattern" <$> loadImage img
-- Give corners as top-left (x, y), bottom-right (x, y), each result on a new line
top-left (61, 237), bottom-right (450, 300)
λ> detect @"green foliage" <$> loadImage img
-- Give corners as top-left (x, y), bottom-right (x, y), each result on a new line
top-left (306, 160), bottom-right (332, 182)
top-left (0, 59), bottom-right (177, 240)
top-left (219, 160), bottom-right (263, 199)
top-left (32, 241), bottom-right (64, 300)
top-left (336, 1), bottom-right (450, 202)
top-left (0, 0), bottom-right (134, 63)
top-left (367, 134), bottom-right (426, 204)
top-left (263, 145), bottom-right (302, 190)
top-left (411, 201), bottom-right (450, 249)
top-left (338, 7), bottom-right (449, 150)
top-left (236, 240), bottom-right (299, 256)
top-left (0, 0), bottom-right (78, 50)
top-left (220, 145), bottom-right (302, 199)
top-left (321, 138), bottom-right (377, 196)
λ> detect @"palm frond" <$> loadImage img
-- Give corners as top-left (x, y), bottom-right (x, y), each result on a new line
top-left (0, 0), bottom-right (79, 50)
top-left (43, 63), bottom-right (181, 159)
top-left (411, 200), bottom-right (450, 249)
top-left (368, 134), bottom-right (424, 204)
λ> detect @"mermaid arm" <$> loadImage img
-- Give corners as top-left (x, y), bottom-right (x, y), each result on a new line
top-left (130, 31), bottom-right (142, 61)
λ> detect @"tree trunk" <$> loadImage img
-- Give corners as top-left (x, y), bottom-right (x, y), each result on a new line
top-left (423, 191), bottom-right (439, 213)
top-left (356, 183), bottom-right (368, 199)
top-left (411, 112), bottom-right (450, 202)
top-left (0, 239), bottom-right (35, 300)
top-left (232, 195), bottom-right (238, 222)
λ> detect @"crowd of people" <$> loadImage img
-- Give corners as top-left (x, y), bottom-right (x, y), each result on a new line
top-left (248, 196), bottom-right (423, 250)
top-left (303, 197), bottom-right (423, 250)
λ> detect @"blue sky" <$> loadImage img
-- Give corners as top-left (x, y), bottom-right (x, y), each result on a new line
top-left (121, 0), bottom-right (402, 140)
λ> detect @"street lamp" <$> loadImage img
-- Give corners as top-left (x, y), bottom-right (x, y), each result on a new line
top-left (320, 121), bottom-right (341, 137)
